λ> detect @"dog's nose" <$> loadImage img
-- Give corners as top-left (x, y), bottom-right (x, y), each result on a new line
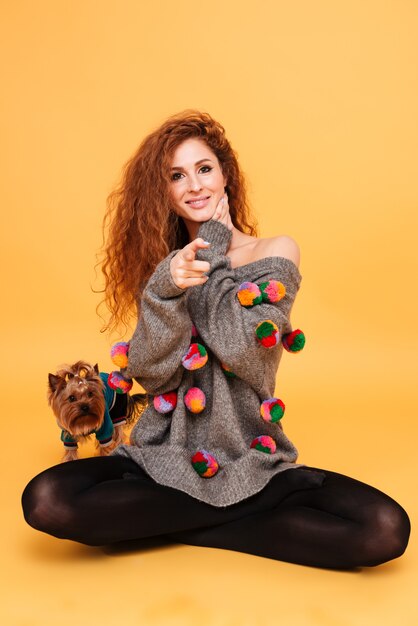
top-left (80, 404), bottom-right (90, 413)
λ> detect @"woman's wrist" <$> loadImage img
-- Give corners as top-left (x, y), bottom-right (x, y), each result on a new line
top-left (196, 219), bottom-right (232, 256)
top-left (148, 250), bottom-right (188, 298)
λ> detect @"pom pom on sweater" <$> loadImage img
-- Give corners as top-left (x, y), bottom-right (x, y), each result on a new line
top-left (259, 280), bottom-right (286, 303)
top-left (221, 362), bottom-right (237, 378)
top-left (255, 320), bottom-right (280, 348)
top-left (191, 450), bottom-right (219, 477)
top-left (182, 343), bottom-right (208, 370)
top-left (250, 435), bottom-right (277, 454)
top-left (153, 392), bottom-right (178, 414)
top-left (110, 341), bottom-right (130, 369)
top-left (237, 279), bottom-right (286, 307)
top-left (282, 329), bottom-right (306, 352)
top-left (236, 282), bottom-right (262, 307)
top-left (260, 398), bottom-right (285, 423)
top-left (184, 387), bottom-right (206, 413)
top-left (107, 371), bottom-right (133, 394)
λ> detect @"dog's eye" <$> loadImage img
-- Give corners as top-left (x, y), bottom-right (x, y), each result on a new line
top-left (68, 395), bottom-right (76, 402)
top-left (88, 391), bottom-right (93, 398)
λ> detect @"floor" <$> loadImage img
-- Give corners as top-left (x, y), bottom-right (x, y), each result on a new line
top-left (5, 376), bottom-right (417, 626)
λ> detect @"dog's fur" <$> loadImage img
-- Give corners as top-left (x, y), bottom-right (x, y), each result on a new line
top-left (48, 360), bottom-right (147, 462)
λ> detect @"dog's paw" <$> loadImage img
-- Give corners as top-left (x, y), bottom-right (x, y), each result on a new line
top-left (112, 425), bottom-right (127, 446)
top-left (98, 444), bottom-right (116, 456)
top-left (62, 449), bottom-right (79, 462)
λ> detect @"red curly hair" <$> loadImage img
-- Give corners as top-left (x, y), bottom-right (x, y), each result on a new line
top-left (97, 109), bottom-right (259, 337)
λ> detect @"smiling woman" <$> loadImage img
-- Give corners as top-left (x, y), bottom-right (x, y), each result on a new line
top-left (21, 109), bottom-right (411, 569)
top-left (168, 137), bottom-right (266, 265)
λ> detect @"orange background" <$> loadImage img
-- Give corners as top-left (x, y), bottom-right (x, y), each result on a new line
top-left (1, 1), bottom-right (417, 624)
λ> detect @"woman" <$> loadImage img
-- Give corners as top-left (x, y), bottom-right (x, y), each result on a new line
top-left (22, 110), bottom-right (410, 569)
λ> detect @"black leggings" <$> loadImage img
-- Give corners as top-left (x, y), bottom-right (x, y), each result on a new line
top-left (21, 456), bottom-right (411, 570)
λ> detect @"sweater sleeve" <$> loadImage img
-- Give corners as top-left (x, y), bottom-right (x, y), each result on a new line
top-left (120, 249), bottom-right (193, 395)
top-left (192, 219), bottom-right (302, 394)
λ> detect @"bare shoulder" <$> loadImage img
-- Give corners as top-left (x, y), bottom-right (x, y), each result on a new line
top-left (227, 232), bottom-right (300, 270)
top-left (257, 235), bottom-right (300, 269)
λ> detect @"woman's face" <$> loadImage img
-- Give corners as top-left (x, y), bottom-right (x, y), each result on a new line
top-left (168, 138), bottom-right (227, 225)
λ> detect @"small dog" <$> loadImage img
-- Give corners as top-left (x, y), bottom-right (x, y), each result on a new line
top-left (48, 360), bottom-right (147, 462)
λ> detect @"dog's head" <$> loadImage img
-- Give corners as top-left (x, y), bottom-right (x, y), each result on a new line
top-left (48, 361), bottom-right (105, 438)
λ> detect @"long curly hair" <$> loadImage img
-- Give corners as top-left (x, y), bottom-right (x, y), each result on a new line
top-left (97, 109), bottom-right (259, 337)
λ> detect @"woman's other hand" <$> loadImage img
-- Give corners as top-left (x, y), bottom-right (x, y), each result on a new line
top-left (170, 239), bottom-right (211, 290)
top-left (212, 192), bottom-right (233, 231)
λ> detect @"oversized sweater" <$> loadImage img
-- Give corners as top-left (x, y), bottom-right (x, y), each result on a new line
top-left (110, 218), bottom-right (307, 506)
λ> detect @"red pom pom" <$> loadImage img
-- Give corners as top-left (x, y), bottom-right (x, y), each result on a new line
top-left (191, 449), bottom-right (219, 477)
top-left (282, 329), bottom-right (306, 352)
top-left (107, 371), bottom-right (133, 394)
top-left (153, 392), bottom-right (178, 414)
top-left (260, 398), bottom-right (285, 423)
top-left (250, 435), bottom-right (277, 454)
top-left (255, 320), bottom-right (280, 348)
top-left (182, 343), bottom-right (208, 370)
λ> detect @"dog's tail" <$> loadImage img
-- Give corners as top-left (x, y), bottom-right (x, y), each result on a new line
top-left (125, 392), bottom-right (149, 426)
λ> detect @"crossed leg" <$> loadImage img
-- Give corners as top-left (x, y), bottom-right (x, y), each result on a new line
top-left (21, 456), bottom-right (410, 569)
top-left (21, 456), bottom-right (325, 545)
top-left (166, 466), bottom-right (411, 569)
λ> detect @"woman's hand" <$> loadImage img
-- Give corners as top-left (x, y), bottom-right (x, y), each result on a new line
top-left (169, 193), bottom-right (232, 290)
top-left (170, 239), bottom-right (211, 290)
top-left (212, 192), bottom-right (234, 231)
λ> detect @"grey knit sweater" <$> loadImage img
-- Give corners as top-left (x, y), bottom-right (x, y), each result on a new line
top-left (110, 218), bottom-right (307, 506)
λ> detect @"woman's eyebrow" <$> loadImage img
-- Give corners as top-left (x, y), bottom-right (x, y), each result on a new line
top-left (171, 158), bottom-right (214, 170)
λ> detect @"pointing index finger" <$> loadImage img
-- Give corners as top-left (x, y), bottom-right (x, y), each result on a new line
top-left (183, 237), bottom-right (211, 260)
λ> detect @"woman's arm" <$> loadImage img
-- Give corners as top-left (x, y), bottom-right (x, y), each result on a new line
top-left (120, 250), bottom-right (192, 395)
top-left (191, 219), bottom-right (302, 394)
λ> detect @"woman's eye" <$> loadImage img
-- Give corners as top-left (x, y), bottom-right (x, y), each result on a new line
top-left (171, 166), bottom-right (212, 182)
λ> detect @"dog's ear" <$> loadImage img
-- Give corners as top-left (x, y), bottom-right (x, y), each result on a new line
top-left (93, 363), bottom-right (100, 375)
top-left (48, 373), bottom-right (63, 392)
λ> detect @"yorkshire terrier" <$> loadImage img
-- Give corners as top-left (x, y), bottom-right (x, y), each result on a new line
top-left (48, 360), bottom-right (147, 462)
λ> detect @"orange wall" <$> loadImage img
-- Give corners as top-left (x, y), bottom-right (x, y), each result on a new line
top-left (3, 0), bottom-right (417, 465)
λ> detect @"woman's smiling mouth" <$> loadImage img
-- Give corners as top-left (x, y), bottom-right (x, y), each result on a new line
top-left (186, 195), bottom-right (211, 208)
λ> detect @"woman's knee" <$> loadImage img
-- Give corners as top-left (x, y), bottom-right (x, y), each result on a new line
top-left (360, 498), bottom-right (411, 566)
top-left (21, 470), bottom-right (76, 537)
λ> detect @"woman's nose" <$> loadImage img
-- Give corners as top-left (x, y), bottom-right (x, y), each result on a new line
top-left (188, 174), bottom-right (203, 191)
